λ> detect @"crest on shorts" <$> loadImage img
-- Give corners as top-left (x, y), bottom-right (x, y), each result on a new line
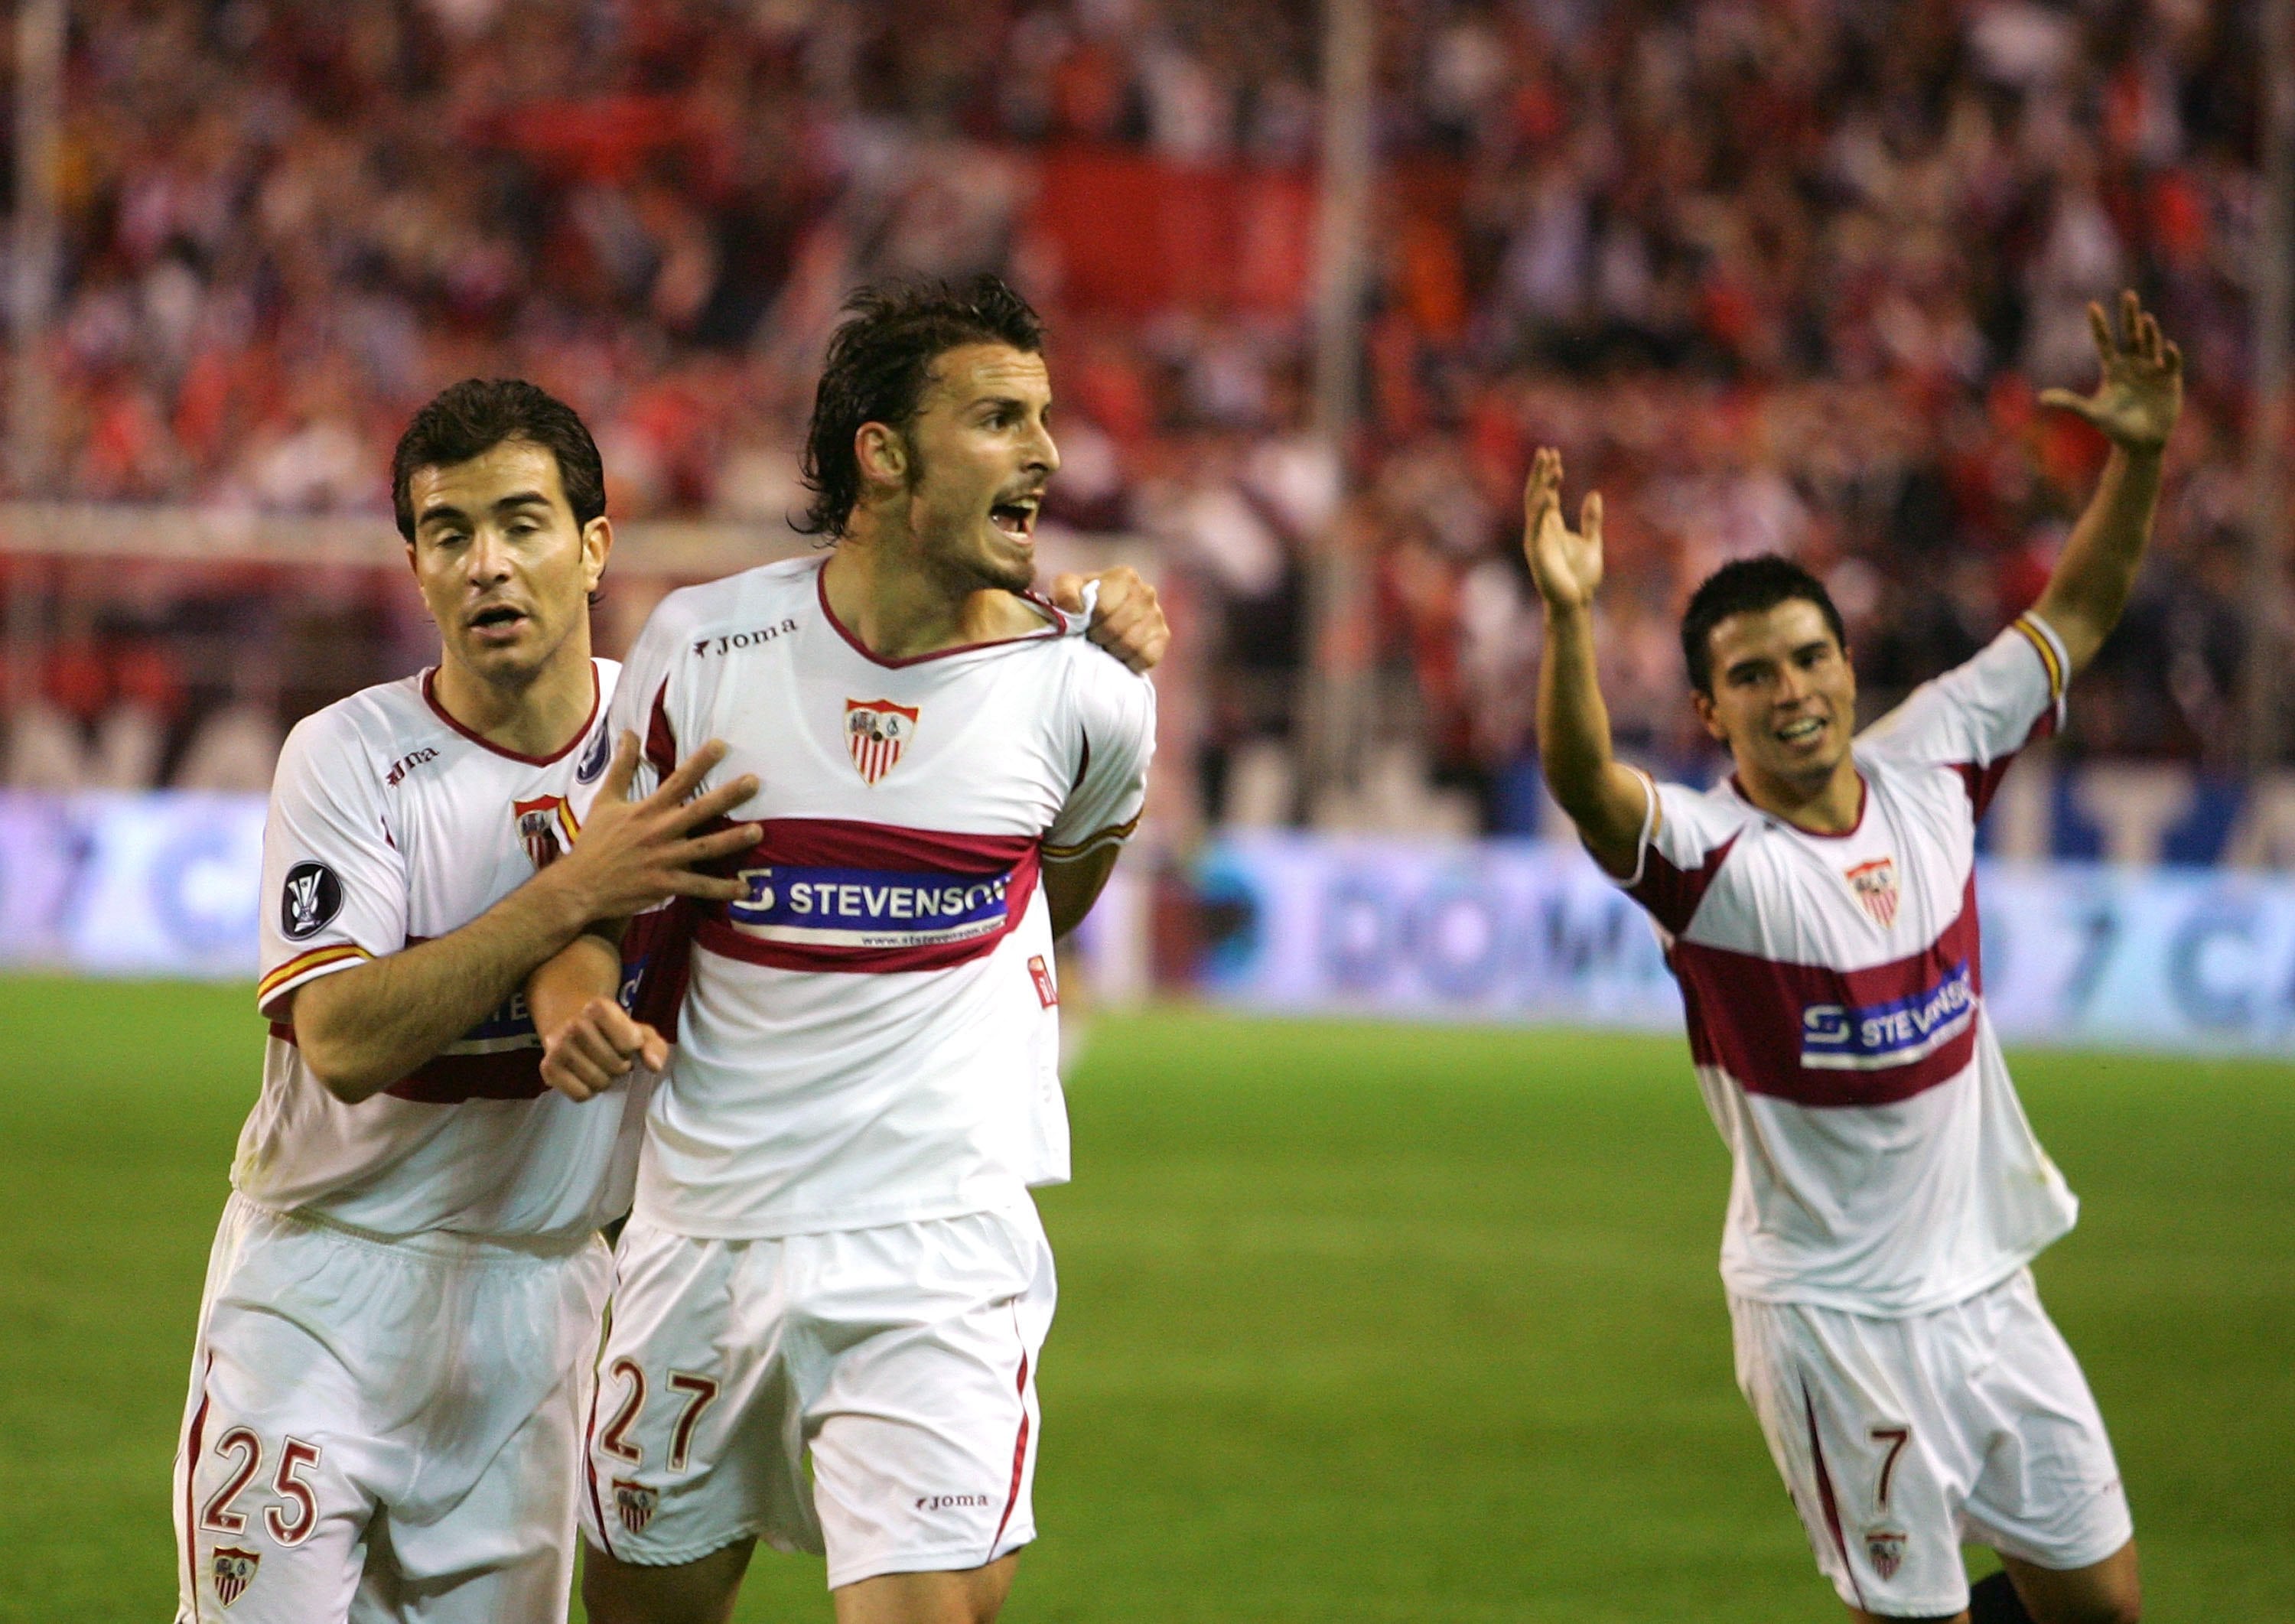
top-left (1864, 1528), bottom-right (1908, 1580)
top-left (513, 794), bottom-right (578, 872)
top-left (210, 1545), bottom-right (261, 1607)
top-left (845, 699), bottom-right (920, 786)
top-left (613, 1478), bottom-right (659, 1535)
top-left (1844, 856), bottom-right (1899, 930)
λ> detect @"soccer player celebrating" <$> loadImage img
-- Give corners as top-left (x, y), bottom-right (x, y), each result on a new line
top-left (525, 275), bottom-right (1158, 1624)
top-left (1528, 291), bottom-right (2178, 1624)
top-left (172, 378), bottom-right (1164, 1624)
top-left (172, 380), bottom-right (764, 1623)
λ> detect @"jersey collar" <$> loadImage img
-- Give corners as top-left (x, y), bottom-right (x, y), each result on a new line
top-left (422, 661), bottom-right (599, 766)
top-left (814, 557), bottom-right (1063, 669)
top-left (1727, 766), bottom-right (1869, 839)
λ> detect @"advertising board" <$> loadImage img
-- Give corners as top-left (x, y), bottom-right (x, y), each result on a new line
top-left (5, 796), bottom-right (2293, 1055)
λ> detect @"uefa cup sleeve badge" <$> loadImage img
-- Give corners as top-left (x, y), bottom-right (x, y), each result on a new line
top-left (279, 861), bottom-right (343, 940)
top-left (513, 794), bottom-right (578, 872)
top-left (845, 699), bottom-right (920, 786)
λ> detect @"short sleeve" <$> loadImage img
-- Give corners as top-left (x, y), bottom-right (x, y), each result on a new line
top-left (607, 592), bottom-right (705, 803)
top-left (1857, 610), bottom-right (2069, 814)
top-left (1044, 656), bottom-right (1157, 863)
top-left (1613, 773), bottom-right (1753, 937)
top-left (256, 712), bottom-right (409, 1019)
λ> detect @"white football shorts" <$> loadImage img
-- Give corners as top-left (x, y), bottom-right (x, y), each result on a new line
top-left (580, 1203), bottom-right (1053, 1590)
top-left (1731, 1267), bottom-right (2133, 1618)
top-left (172, 1193), bottom-right (610, 1624)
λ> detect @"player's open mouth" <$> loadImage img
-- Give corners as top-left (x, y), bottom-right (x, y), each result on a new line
top-left (1776, 716), bottom-right (1825, 745)
top-left (989, 495), bottom-right (1040, 541)
top-left (469, 605), bottom-right (528, 639)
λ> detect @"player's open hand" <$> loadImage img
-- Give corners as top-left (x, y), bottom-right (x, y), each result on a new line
top-left (1522, 447), bottom-right (1605, 610)
top-left (1052, 566), bottom-right (1170, 673)
top-left (539, 994), bottom-right (667, 1101)
top-left (2038, 289), bottom-right (2183, 455)
top-left (553, 734), bottom-right (761, 923)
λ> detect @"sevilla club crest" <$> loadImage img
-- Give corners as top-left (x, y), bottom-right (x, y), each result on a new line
top-left (211, 1545), bottom-right (261, 1607)
top-left (613, 1478), bottom-right (659, 1535)
top-left (845, 699), bottom-right (920, 786)
top-left (513, 794), bottom-right (578, 872)
top-left (1844, 856), bottom-right (1899, 930)
top-left (1864, 1528), bottom-right (1908, 1580)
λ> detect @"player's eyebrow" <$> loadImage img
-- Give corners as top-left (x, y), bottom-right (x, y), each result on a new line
top-left (972, 392), bottom-right (1040, 416)
top-left (417, 491), bottom-right (552, 530)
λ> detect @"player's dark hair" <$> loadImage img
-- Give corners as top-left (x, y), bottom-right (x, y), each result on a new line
top-left (1679, 555), bottom-right (1848, 694)
top-left (391, 379), bottom-right (607, 542)
top-left (798, 274), bottom-right (1046, 539)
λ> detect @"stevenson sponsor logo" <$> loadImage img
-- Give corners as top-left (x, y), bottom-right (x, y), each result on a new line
top-left (728, 863), bottom-right (1014, 949)
top-left (1799, 960), bottom-right (1975, 1071)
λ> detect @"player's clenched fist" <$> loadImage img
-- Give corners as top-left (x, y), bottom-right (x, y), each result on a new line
top-left (539, 994), bottom-right (667, 1102)
top-left (1051, 565), bottom-right (1170, 673)
top-left (549, 734), bottom-right (761, 922)
top-left (1522, 446), bottom-right (1605, 610)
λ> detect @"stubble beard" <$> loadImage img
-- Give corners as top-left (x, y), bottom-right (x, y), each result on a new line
top-left (908, 462), bottom-right (1036, 596)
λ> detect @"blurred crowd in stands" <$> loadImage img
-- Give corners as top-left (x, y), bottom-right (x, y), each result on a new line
top-left (0, 0), bottom-right (2277, 825)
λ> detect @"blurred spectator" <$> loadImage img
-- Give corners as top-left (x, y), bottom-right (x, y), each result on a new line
top-left (0, 0), bottom-right (2280, 815)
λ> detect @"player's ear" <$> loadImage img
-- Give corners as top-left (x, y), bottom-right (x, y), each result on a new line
top-left (581, 516), bottom-right (614, 595)
top-left (855, 421), bottom-right (907, 492)
top-left (1691, 688), bottom-right (1728, 743)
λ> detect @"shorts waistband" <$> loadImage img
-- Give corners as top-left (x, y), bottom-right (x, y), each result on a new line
top-left (226, 1191), bottom-right (607, 1264)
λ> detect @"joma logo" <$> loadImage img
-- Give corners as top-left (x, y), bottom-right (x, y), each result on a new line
top-left (692, 620), bottom-right (797, 657)
top-left (386, 747), bottom-right (439, 786)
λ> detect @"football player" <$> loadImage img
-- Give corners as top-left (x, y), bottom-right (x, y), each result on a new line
top-left (1524, 293), bottom-right (2178, 1624)
top-left (526, 276), bottom-right (1158, 1624)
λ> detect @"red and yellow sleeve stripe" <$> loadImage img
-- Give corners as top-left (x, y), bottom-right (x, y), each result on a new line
top-left (1043, 811), bottom-right (1143, 863)
top-left (256, 943), bottom-right (371, 1008)
top-left (2011, 611), bottom-right (2067, 704)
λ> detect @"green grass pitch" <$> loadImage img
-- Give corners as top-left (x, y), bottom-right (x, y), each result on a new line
top-left (2, 977), bottom-right (2287, 1622)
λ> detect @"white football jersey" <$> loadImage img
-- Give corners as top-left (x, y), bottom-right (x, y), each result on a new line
top-left (1618, 613), bottom-right (2081, 1316)
top-left (610, 556), bottom-right (1155, 1238)
top-left (239, 660), bottom-right (649, 1240)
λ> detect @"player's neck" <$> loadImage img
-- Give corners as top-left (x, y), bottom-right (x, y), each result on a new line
top-left (431, 628), bottom-right (595, 760)
top-left (1734, 753), bottom-right (1866, 835)
top-left (821, 531), bottom-right (1044, 662)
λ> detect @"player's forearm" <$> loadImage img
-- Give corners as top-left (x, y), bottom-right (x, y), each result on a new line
top-left (1538, 602), bottom-right (1646, 857)
top-left (2032, 444), bottom-right (2165, 675)
top-left (292, 868), bottom-right (596, 1102)
top-left (525, 929), bottom-right (627, 1046)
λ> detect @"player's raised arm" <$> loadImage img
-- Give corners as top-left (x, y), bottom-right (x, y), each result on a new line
top-left (1527, 448), bottom-right (1650, 878)
top-left (2030, 288), bottom-right (2185, 676)
top-left (293, 735), bottom-right (757, 1103)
